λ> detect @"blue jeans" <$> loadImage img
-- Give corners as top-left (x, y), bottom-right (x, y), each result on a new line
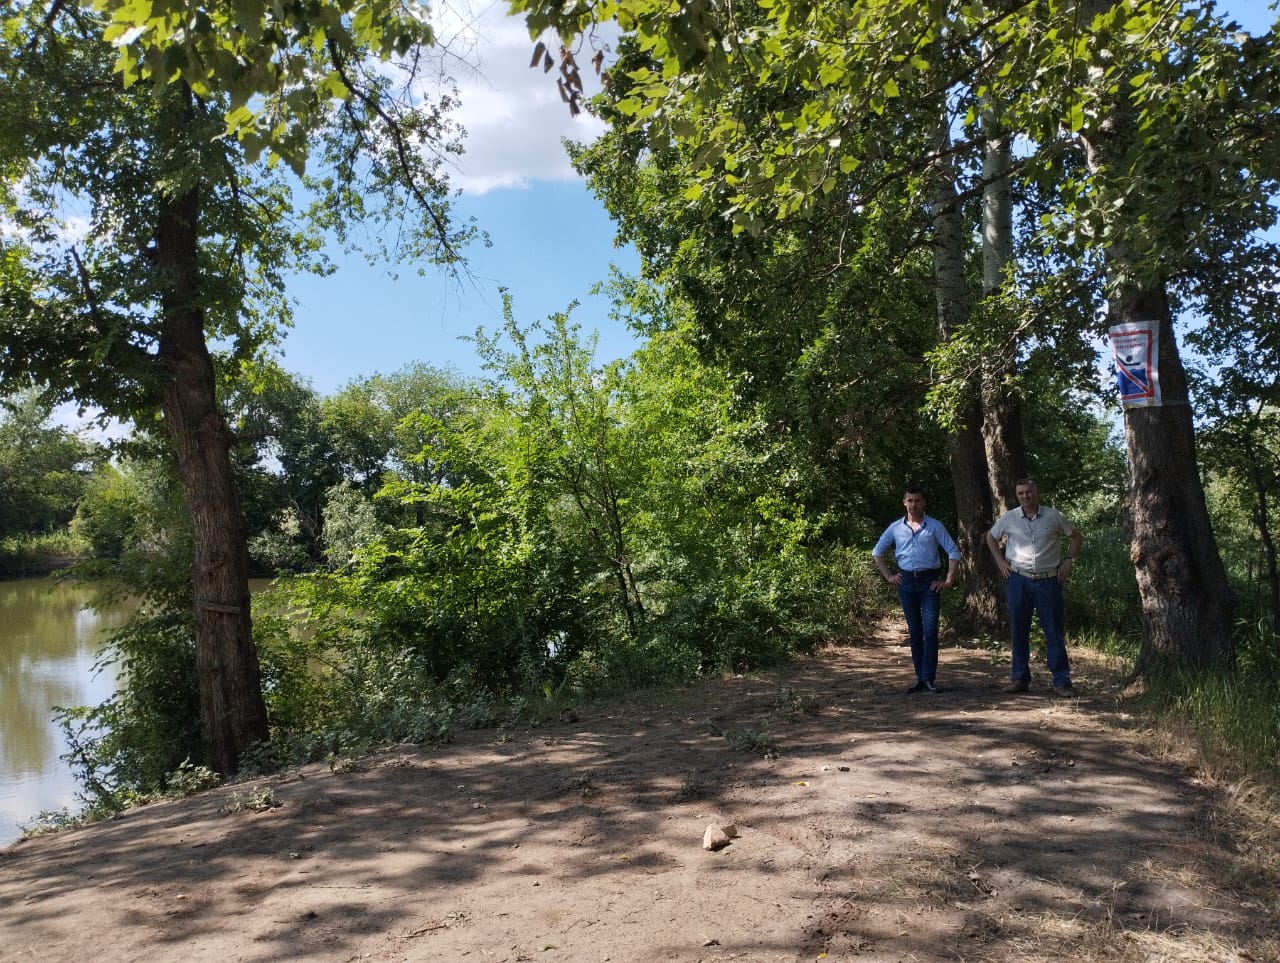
top-left (1007, 573), bottom-right (1071, 687)
top-left (898, 572), bottom-right (941, 683)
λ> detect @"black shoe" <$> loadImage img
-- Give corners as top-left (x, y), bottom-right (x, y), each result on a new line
top-left (906, 681), bottom-right (926, 694)
top-left (922, 680), bottom-right (941, 693)
top-left (1052, 684), bottom-right (1076, 697)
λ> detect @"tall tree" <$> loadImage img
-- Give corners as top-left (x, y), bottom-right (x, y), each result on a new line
top-left (569, 36), bottom-right (952, 541)
top-left (929, 115), bottom-right (1005, 635)
top-left (0, 0), bottom-right (470, 773)
top-left (1060, 0), bottom-right (1272, 672)
top-left (510, 0), bottom-right (1280, 673)
top-left (977, 60), bottom-right (1027, 511)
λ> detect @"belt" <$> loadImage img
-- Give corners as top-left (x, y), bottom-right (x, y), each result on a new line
top-left (1011, 567), bottom-right (1058, 580)
top-left (902, 568), bottom-right (938, 577)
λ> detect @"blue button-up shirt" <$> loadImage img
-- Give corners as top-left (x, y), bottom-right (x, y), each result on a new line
top-left (873, 515), bottom-right (962, 571)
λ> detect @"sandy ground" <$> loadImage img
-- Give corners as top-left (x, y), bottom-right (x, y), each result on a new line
top-left (2, 621), bottom-right (1277, 963)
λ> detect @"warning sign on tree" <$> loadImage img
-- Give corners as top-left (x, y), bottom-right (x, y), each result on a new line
top-left (1109, 321), bottom-right (1161, 408)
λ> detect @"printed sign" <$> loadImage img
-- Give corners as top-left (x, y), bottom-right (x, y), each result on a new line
top-left (1109, 321), bottom-right (1161, 407)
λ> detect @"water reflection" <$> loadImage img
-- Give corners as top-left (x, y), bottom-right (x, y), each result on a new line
top-left (0, 578), bottom-right (132, 847)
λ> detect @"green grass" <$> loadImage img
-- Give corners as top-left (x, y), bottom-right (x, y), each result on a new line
top-left (1061, 511), bottom-right (1278, 784)
top-left (1064, 521), bottom-right (1142, 644)
top-left (1130, 617), bottom-right (1280, 781)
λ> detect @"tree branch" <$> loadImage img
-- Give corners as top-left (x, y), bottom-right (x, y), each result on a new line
top-left (325, 38), bottom-right (460, 265)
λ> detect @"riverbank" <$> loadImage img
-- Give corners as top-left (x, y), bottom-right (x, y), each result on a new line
top-left (0, 537), bottom-right (84, 579)
top-left (3, 624), bottom-right (1277, 962)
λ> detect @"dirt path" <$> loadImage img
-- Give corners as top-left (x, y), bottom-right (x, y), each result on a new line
top-left (2, 623), bottom-right (1276, 963)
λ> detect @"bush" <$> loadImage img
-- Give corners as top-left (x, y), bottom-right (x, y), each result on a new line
top-left (1062, 508), bottom-right (1142, 644)
top-left (57, 608), bottom-right (203, 813)
top-left (0, 531), bottom-right (86, 576)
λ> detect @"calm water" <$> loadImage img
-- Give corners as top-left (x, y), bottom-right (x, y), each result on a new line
top-left (0, 578), bottom-right (133, 847)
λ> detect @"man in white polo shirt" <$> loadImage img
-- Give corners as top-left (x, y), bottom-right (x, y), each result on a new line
top-left (985, 478), bottom-right (1084, 697)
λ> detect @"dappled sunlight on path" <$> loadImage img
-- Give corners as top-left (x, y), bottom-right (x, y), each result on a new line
top-left (2, 619), bottom-right (1275, 962)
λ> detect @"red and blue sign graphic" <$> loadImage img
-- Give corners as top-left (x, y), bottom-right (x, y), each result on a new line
top-left (1109, 321), bottom-right (1161, 408)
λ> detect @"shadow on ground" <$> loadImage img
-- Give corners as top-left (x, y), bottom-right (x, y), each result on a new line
top-left (2, 621), bottom-right (1276, 963)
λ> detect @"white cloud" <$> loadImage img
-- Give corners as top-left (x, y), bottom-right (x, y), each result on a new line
top-left (432, 0), bottom-right (613, 193)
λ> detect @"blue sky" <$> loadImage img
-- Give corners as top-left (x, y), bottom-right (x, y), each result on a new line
top-left (277, 2), bottom-right (640, 394)
top-left (280, 182), bottom-right (640, 394)
top-left (276, 0), bottom-right (1280, 397)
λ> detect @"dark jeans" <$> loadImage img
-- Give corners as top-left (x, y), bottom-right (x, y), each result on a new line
top-left (1007, 572), bottom-right (1071, 687)
top-left (898, 572), bottom-right (941, 683)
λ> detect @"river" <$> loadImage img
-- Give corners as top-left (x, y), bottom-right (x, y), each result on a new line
top-left (0, 576), bottom-right (132, 847)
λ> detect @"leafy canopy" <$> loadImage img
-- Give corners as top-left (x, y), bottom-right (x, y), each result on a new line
top-left (89, 0), bottom-right (439, 171)
top-left (510, 0), bottom-right (1280, 267)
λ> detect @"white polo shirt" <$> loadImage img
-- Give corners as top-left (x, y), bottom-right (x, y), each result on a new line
top-left (989, 506), bottom-right (1077, 575)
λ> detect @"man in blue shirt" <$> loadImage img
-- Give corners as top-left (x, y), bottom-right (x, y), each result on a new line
top-left (873, 487), bottom-right (962, 693)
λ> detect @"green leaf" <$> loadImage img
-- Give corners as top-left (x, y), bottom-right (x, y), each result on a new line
top-left (1067, 101), bottom-right (1084, 132)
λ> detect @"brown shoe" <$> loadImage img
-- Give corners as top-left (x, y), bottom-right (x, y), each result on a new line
top-left (1052, 684), bottom-right (1076, 697)
top-left (1003, 679), bottom-right (1030, 693)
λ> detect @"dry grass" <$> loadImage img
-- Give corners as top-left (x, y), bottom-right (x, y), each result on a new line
top-left (968, 640), bottom-right (1280, 962)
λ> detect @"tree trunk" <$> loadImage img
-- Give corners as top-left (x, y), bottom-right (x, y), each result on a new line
top-left (948, 397), bottom-right (1006, 635)
top-left (931, 117), bottom-right (1004, 636)
top-left (155, 92), bottom-right (270, 775)
top-left (982, 387), bottom-right (1025, 510)
top-left (979, 120), bottom-right (1026, 510)
top-left (1073, 4), bottom-right (1236, 677)
top-left (1247, 462), bottom-right (1280, 634)
top-left (1117, 283), bottom-right (1235, 676)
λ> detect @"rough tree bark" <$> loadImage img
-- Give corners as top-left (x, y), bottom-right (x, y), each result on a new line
top-left (931, 118), bottom-right (1004, 636)
top-left (154, 91), bottom-right (270, 775)
top-left (979, 122), bottom-right (1027, 510)
top-left (1075, 0), bottom-right (1235, 677)
top-left (1115, 284), bottom-right (1235, 676)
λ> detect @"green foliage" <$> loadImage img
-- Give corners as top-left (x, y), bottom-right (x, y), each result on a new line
top-left (3, 0), bottom-right (475, 792)
top-left (19, 807), bottom-right (86, 839)
top-left (0, 391), bottom-right (103, 541)
top-left (0, 8), bottom-right (299, 420)
top-left (57, 608), bottom-right (202, 814)
top-left (1136, 615), bottom-right (1280, 779)
top-left (250, 576), bottom-right (476, 756)
top-left (0, 531), bottom-right (87, 577)
top-left (71, 455), bottom-right (192, 582)
top-left (322, 364), bottom-right (478, 478)
top-left (723, 727), bottom-right (778, 756)
top-left (1052, 471), bottom-right (1280, 780)
top-left (1063, 520), bottom-right (1143, 647)
top-left (52, 446), bottom-right (205, 811)
top-left (219, 786), bottom-right (279, 815)
top-left (89, 0), bottom-right (440, 175)
top-left (1023, 398), bottom-right (1127, 513)
top-left (772, 686), bottom-right (820, 718)
top-left (166, 759), bottom-right (223, 796)
top-left (319, 481), bottom-right (385, 570)
top-left (517, 0), bottom-right (1280, 275)
top-left (571, 95), bottom-right (948, 535)
top-left (220, 361), bottom-right (480, 574)
top-left (1199, 404), bottom-right (1280, 631)
top-left (241, 301), bottom-right (847, 757)
top-left (226, 362), bottom-right (343, 571)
